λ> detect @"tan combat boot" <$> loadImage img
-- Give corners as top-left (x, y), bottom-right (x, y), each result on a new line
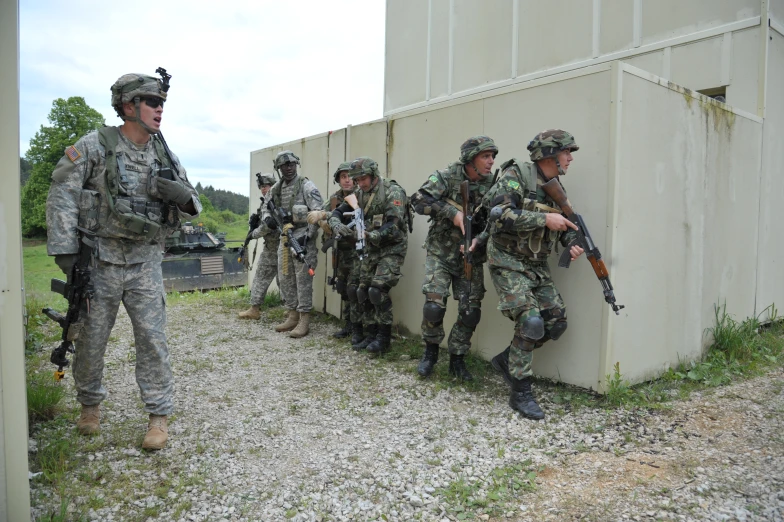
top-left (238, 305), bottom-right (261, 320)
top-left (274, 310), bottom-right (300, 332)
top-left (76, 404), bottom-right (100, 435)
top-left (142, 414), bottom-right (168, 450)
top-left (288, 312), bottom-right (310, 338)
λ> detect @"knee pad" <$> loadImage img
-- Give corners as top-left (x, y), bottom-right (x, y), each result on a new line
top-left (521, 315), bottom-right (545, 341)
top-left (346, 284), bottom-right (359, 303)
top-left (335, 279), bottom-right (348, 297)
top-left (368, 286), bottom-right (392, 312)
top-left (457, 308), bottom-right (481, 329)
top-left (548, 320), bottom-right (568, 340)
top-left (356, 286), bottom-right (369, 304)
top-left (540, 307), bottom-right (566, 322)
top-left (423, 301), bottom-right (446, 323)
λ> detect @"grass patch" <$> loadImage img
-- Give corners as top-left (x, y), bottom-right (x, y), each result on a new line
top-left (27, 373), bottom-right (66, 423)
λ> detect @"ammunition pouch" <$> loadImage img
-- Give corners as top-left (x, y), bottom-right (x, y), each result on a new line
top-left (78, 190), bottom-right (101, 231)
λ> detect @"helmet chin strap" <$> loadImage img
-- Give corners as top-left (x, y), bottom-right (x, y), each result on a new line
top-left (123, 98), bottom-right (157, 135)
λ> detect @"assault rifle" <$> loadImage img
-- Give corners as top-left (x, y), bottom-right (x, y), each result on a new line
top-left (237, 209), bottom-right (262, 269)
top-left (267, 199), bottom-right (315, 277)
top-left (321, 235), bottom-right (341, 291)
top-left (342, 194), bottom-right (366, 260)
top-left (42, 228), bottom-right (97, 380)
top-left (539, 178), bottom-right (625, 315)
top-left (459, 180), bottom-right (473, 315)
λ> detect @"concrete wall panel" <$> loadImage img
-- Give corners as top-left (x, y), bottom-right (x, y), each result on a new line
top-left (348, 119), bottom-right (389, 176)
top-left (600, 0), bottom-right (635, 54)
top-left (517, 0), bottom-right (593, 77)
top-left (727, 27), bottom-right (760, 114)
top-left (773, 0), bottom-right (784, 25)
top-left (670, 36), bottom-right (724, 92)
top-left (452, 0), bottom-right (513, 93)
top-left (325, 129), bottom-right (348, 317)
top-left (384, 0), bottom-right (428, 113)
top-left (622, 51), bottom-right (665, 78)
top-left (429, 0), bottom-right (451, 99)
top-left (641, 0), bottom-right (760, 45)
top-left (756, 31), bottom-right (784, 318)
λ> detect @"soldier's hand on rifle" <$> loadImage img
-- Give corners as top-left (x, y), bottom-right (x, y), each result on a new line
top-left (545, 213), bottom-right (578, 232)
top-left (459, 237), bottom-right (480, 255)
top-left (452, 211), bottom-right (466, 235)
top-left (570, 245), bottom-right (585, 261)
top-left (330, 219), bottom-right (352, 238)
top-left (263, 216), bottom-right (278, 231)
top-left (156, 177), bottom-right (193, 205)
top-left (54, 254), bottom-right (78, 276)
top-left (307, 210), bottom-right (328, 225)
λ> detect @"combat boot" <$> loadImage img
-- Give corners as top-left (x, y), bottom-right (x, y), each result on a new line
top-left (289, 312), bottom-right (310, 338)
top-left (491, 346), bottom-right (513, 386)
top-left (332, 319), bottom-right (353, 339)
top-left (238, 305), bottom-right (261, 320)
top-left (76, 404), bottom-right (100, 435)
top-left (509, 377), bottom-right (545, 420)
top-left (352, 324), bottom-right (377, 351)
top-left (274, 310), bottom-right (300, 332)
top-left (350, 323), bottom-right (364, 345)
top-left (142, 414), bottom-right (168, 450)
top-left (367, 324), bottom-right (392, 355)
top-left (417, 343), bottom-right (440, 377)
top-left (448, 354), bottom-right (474, 381)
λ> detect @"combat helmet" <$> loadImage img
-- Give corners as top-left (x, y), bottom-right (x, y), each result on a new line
top-left (333, 161), bottom-right (353, 183)
top-left (110, 67), bottom-right (171, 130)
top-left (273, 150), bottom-right (301, 170)
top-left (459, 135), bottom-right (498, 165)
top-left (527, 129), bottom-right (579, 162)
top-left (256, 172), bottom-right (276, 188)
top-left (348, 157), bottom-right (380, 179)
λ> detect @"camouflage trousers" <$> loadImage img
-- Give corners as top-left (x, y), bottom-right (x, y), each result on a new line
top-left (277, 235), bottom-right (318, 313)
top-left (488, 260), bottom-right (566, 380)
top-left (73, 260), bottom-right (174, 415)
top-left (250, 238), bottom-right (279, 306)
top-left (421, 254), bottom-right (486, 355)
top-left (332, 247), bottom-right (360, 323)
top-left (358, 249), bottom-right (406, 326)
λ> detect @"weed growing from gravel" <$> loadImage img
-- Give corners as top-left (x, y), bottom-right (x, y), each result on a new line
top-left (27, 370), bottom-right (66, 423)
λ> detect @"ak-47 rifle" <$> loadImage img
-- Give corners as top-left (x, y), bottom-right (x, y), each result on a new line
top-left (267, 199), bottom-right (315, 277)
top-left (237, 209), bottom-right (262, 269)
top-left (539, 178), bottom-right (625, 315)
top-left (342, 194), bottom-right (366, 260)
top-left (459, 180), bottom-right (473, 315)
top-left (321, 235), bottom-right (341, 291)
top-left (42, 228), bottom-right (97, 380)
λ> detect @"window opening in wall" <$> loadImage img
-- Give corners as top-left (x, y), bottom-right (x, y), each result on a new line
top-left (698, 86), bottom-right (727, 103)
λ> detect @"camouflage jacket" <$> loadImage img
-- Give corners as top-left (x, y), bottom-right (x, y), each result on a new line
top-left (250, 195), bottom-right (280, 246)
top-left (481, 158), bottom-right (576, 266)
top-left (330, 177), bottom-right (409, 255)
top-left (262, 174), bottom-right (323, 241)
top-left (46, 127), bottom-right (200, 264)
top-left (322, 188), bottom-right (358, 251)
top-left (411, 161), bottom-right (493, 265)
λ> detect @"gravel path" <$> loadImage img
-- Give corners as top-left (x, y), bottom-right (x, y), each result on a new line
top-left (29, 298), bottom-right (784, 522)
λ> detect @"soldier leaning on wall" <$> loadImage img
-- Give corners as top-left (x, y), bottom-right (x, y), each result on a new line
top-left (481, 129), bottom-right (585, 420)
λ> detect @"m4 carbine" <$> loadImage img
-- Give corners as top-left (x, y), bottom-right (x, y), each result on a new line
top-left (238, 210), bottom-right (262, 268)
top-left (539, 178), bottom-right (625, 315)
top-left (267, 199), bottom-right (315, 277)
top-left (42, 228), bottom-right (97, 380)
top-left (342, 194), bottom-right (366, 260)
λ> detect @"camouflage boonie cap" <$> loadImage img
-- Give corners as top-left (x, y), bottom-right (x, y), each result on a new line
top-left (111, 74), bottom-right (167, 108)
top-left (459, 135), bottom-right (498, 164)
top-left (348, 157), bottom-right (379, 179)
top-left (333, 161), bottom-right (353, 183)
top-left (256, 172), bottom-right (276, 187)
top-left (527, 129), bottom-right (579, 161)
top-left (273, 150), bottom-right (301, 169)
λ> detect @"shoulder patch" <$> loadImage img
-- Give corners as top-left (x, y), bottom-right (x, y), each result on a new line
top-left (507, 180), bottom-right (520, 190)
top-left (65, 145), bottom-right (82, 162)
top-left (428, 175), bottom-right (439, 183)
top-left (393, 199), bottom-right (402, 206)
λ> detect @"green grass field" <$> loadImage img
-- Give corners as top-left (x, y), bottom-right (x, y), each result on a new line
top-left (23, 240), bottom-right (63, 304)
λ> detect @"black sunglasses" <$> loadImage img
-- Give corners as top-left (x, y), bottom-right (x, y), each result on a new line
top-left (141, 97), bottom-right (165, 109)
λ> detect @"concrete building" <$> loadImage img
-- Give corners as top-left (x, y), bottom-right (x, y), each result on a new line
top-left (249, 0), bottom-right (783, 391)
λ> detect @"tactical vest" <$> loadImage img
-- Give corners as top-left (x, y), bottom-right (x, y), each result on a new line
top-left (86, 127), bottom-right (175, 242)
top-left (360, 178), bottom-right (412, 233)
top-left (271, 175), bottom-right (309, 228)
top-left (426, 164), bottom-right (490, 245)
top-left (493, 158), bottom-right (564, 260)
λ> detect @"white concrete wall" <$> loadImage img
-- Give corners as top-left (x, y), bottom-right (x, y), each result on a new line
top-left (384, 0), bottom-right (765, 116)
top-left (0, 0), bottom-right (32, 519)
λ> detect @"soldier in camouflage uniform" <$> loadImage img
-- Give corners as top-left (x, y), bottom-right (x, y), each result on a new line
top-left (262, 151), bottom-right (323, 338)
top-left (411, 136), bottom-right (498, 381)
top-left (46, 70), bottom-right (201, 449)
top-left (482, 129), bottom-right (584, 420)
top-left (328, 157), bottom-right (410, 354)
top-left (306, 161), bottom-right (359, 338)
top-left (238, 173), bottom-right (280, 320)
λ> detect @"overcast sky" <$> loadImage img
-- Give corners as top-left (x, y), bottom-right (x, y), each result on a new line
top-left (20, 0), bottom-right (386, 196)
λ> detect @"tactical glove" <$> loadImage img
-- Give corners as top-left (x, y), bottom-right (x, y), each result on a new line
top-left (156, 177), bottom-right (193, 205)
top-left (263, 216), bottom-right (278, 231)
top-left (55, 254), bottom-right (79, 276)
top-left (307, 210), bottom-right (329, 225)
top-left (329, 218), bottom-right (352, 238)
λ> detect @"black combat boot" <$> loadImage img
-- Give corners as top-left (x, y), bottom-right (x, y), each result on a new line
top-left (417, 343), bottom-right (440, 377)
top-left (367, 324), bottom-right (392, 355)
top-left (332, 319), bottom-right (353, 339)
top-left (350, 323), bottom-right (364, 345)
top-left (491, 346), bottom-right (512, 386)
top-left (352, 324), bottom-right (377, 351)
top-left (448, 354), bottom-right (474, 381)
top-left (509, 377), bottom-right (545, 420)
